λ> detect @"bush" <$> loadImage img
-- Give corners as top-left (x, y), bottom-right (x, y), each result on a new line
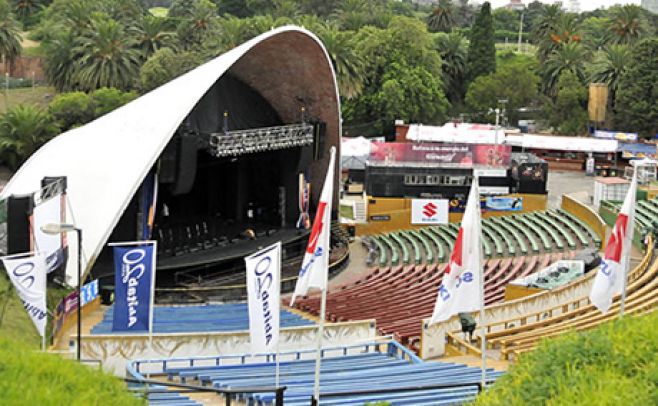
top-left (90, 87), bottom-right (138, 117)
top-left (0, 336), bottom-right (144, 405)
top-left (48, 91), bottom-right (94, 130)
top-left (473, 311), bottom-right (658, 405)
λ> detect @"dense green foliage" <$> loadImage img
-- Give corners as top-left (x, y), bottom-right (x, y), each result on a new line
top-left (0, 104), bottom-right (58, 169)
top-left (0, 0), bottom-right (653, 138)
top-left (473, 311), bottom-right (658, 405)
top-left (546, 71), bottom-right (588, 136)
top-left (466, 2), bottom-right (495, 83)
top-left (0, 334), bottom-right (144, 405)
top-left (614, 37), bottom-right (658, 137)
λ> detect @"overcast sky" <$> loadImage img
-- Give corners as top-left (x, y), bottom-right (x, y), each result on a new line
top-left (487, 0), bottom-right (642, 11)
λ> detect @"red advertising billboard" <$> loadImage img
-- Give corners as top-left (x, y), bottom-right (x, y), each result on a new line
top-left (369, 142), bottom-right (511, 167)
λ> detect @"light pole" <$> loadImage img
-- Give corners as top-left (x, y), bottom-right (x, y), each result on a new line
top-left (42, 223), bottom-right (82, 361)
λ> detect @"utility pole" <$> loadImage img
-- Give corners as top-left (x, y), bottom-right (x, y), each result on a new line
top-left (518, 12), bottom-right (525, 53)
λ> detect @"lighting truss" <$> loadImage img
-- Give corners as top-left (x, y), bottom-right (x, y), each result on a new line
top-left (207, 123), bottom-right (314, 158)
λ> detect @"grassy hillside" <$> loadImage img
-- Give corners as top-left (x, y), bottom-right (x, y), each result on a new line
top-left (474, 311), bottom-right (658, 405)
top-left (0, 273), bottom-right (69, 348)
top-left (0, 335), bottom-right (144, 405)
top-left (0, 86), bottom-right (55, 112)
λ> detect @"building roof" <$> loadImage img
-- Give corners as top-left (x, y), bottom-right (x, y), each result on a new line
top-left (0, 26), bottom-right (340, 286)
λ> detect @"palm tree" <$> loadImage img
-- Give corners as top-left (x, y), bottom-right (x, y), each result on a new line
top-left (531, 3), bottom-right (561, 42)
top-left (589, 45), bottom-right (630, 111)
top-left (133, 16), bottom-right (176, 58)
top-left (427, 0), bottom-right (455, 33)
top-left (12, 0), bottom-right (46, 26)
top-left (536, 12), bottom-right (581, 62)
top-left (435, 32), bottom-right (467, 103)
top-left (176, 0), bottom-right (220, 50)
top-left (609, 5), bottom-right (645, 44)
top-left (0, 105), bottom-right (59, 170)
top-left (542, 42), bottom-right (588, 95)
top-left (0, 1), bottom-right (22, 68)
top-left (43, 32), bottom-right (80, 91)
top-left (74, 18), bottom-right (142, 91)
top-left (316, 25), bottom-right (365, 100)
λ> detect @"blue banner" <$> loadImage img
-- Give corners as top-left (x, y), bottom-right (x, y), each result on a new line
top-left (112, 244), bottom-right (154, 332)
top-left (80, 279), bottom-right (99, 306)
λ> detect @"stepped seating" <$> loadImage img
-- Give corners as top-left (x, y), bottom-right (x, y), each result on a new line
top-left (292, 210), bottom-right (599, 346)
top-left (364, 211), bottom-right (594, 270)
top-left (91, 303), bottom-right (313, 334)
top-left (151, 342), bottom-right (503, 405)
top-left (451, 238), bottom-right (657, 360)
top-left (134, 387), bottom-right (201, 406)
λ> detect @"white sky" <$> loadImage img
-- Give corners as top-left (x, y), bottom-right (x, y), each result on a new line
top-left (486, 0), bottom-right (642, 11)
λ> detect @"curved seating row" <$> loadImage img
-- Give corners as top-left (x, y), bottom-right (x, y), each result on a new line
top-left (91, 303), bottom-right (313, 334)
top-left (365, 210), bottom-right (598, 271)
top-left (450, 237), bottom-right (657, 360)
top-left (155, 342), bottom-right (503, 405)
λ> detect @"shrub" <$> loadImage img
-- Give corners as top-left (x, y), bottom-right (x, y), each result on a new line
top-left (48, 91), bottom-right (94, 130)
top-left (473, 311), bottom-right (658, 405)
top-left (90, 87), bottom-right (138, 117)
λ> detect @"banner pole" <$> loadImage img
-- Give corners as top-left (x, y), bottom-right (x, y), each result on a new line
top-left (148, 240), bottom-right (157, 378)
top-left (620, 169), bottom-right (639, 319)
top-left (313, 287), bottom-right (327, 404)
top-left (475, 176), bottom-right (487, 390)
top-left (42, 314), bottom-right (47, 352)
top-left (275, 342), bottom-right (280, 389)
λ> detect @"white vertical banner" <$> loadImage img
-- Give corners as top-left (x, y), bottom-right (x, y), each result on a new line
top-left (290, 147), bottom-right (336, 305)
top-left (589, 171), bottom-right (637, 314)
top-left (245, 242), bottom-right (281, 354)
top-left (429, 177), bottom-right (484, 324)
top-left (32, 195), bottom-right (66, 273)
top-left (2, 252), bottom-right (48, 337)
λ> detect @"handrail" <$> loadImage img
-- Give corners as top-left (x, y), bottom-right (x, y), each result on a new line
top-left (309, 379), bottom-right (497, 405)
top-left (124, 377), bottom-right (286, 406)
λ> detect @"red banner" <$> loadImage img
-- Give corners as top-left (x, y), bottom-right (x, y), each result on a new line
top-left (369, 142), bottom-right (511, 167)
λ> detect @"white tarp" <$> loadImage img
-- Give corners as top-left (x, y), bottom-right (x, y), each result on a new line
top-left (245, 242), bottom-right (281, 354)
top-left (522, 134), bottom-right (618, 153)
top-left (0, 26), bottom-right (338, 287)
top-left (406, 123), bottom-right (504, 144)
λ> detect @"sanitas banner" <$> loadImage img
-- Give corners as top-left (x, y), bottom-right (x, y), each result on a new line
top-left (245, 242), bottom-right (281, 354)
top-left (112, 243), bottom-right (155, 332)
top-left (2, 252), bottom-right (48, 337)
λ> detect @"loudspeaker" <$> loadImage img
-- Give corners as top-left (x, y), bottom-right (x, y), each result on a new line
top-left (313, 121), bottom-right (326, 161)
top-left (159, 138), bottom-right (178, 184)
top-left (169, 134), bottom-right (198, 196)
top-left (7, 194), bottom-right (32, 255)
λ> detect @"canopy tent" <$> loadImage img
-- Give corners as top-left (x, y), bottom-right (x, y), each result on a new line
top-left (341, 136), bottom-right (372, 170)
top-left (521, 134), bottom-right (618, 153)
top-left (0, 26), bottom-right (340, 286)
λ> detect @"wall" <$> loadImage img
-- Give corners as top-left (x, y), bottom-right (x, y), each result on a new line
top-left (355, 194), bottom-right (547, 235)
top-left (0, 57), bottom-right (45, 81)
top-left (562, 194), bottom-right (606, 247)
top-left (79, 319), bottom-right (377, 375)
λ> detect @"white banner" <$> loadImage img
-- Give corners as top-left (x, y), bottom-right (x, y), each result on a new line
top-left (411, 199), bottom-right (449, 225)
top-left (2, 252), bottom-right (48, 337)
top-left (430, 179), bottom-right (483, 324)
top-left (32, 195), bottom-right (65, 273)
top-left (245, 242), bottom-right (281, 354)
top-left (291, 147), bottom-right (336, 305)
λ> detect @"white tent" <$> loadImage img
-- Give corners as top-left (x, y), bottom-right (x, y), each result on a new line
top-left (341, 136), bottom-right (372, 170)
top-left (0, 26), bottom-right (340, 286)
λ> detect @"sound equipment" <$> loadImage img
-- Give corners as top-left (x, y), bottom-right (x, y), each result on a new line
top-left (6, 194), bottom-right (32, 255)
top-left (169, 133), bottom-right (198, 196)
top-left (313, 121), bottom-right (326, 161)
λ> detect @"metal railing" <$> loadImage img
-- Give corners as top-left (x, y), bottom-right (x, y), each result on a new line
top-left (124, 377), bottom-right (286, 406)
top-left (207, 123), bottom-right (314, 157)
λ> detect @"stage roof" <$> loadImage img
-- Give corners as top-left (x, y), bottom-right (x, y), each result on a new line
top-left (1, 26), bottom-right (340, 286)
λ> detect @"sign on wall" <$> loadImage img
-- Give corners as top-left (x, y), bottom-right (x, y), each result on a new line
top-left (369, 142), bottom-right (511, 167)
top-left (411, 199), bottom-right (449, 224)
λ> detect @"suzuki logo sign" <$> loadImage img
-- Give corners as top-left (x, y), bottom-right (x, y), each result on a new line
top-left (422, 202), bottom-right (437, 218)
top-left (412, 199), bottom-right (448, 225)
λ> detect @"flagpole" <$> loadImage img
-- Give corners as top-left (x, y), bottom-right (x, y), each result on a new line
top-left (473, 175), bottom-right (487, 389)
top-left (313, 287), bottom-right (327, 405)
top-left (620, 169), bottom-right (638, 318)
top-left (275, 342), bottom-right (280, 389)
top-left (42, 315), bottom-right (47, 352)
top-left (148, 240), bottom-right (157, 377)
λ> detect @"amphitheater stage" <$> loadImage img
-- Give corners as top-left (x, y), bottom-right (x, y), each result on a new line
top-left (157, 227), bottom-right (310, 271)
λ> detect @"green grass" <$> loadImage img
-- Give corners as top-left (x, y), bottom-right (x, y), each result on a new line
top-left (0, 273), bottom-right (70, 348)
top-left (0, 86), bottom-right (55, 112)
top-left (0, 335), bottom-right (144, 405)
top-left (149, 7), bottom-right (168, 17)
top-left (473, 311), bottom-right (658, 405)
